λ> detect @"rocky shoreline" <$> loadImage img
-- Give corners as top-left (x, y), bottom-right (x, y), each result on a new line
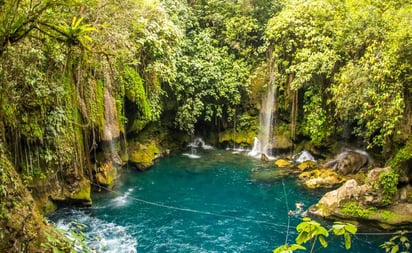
top-left (271, 150), bottom-right (412, 230)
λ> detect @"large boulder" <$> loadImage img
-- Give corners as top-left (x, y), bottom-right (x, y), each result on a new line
top-left (299, 169), bottom-right (345, 189)
top-left (129, 141), bottom-right (160, 170)
top-left (309, 167), bottom-right (412, 229)
top-left (49, 171), bottom-right (92, 206)
top-left (30, 167), bottom-right (92, 212)
top-left (95, 160), bottom-right (117, 189)
top-left (322, 150), bottom-right (370, 175)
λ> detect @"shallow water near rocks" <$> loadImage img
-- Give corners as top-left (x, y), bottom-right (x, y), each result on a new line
top-left (49, 149), bottom-right (389, 252)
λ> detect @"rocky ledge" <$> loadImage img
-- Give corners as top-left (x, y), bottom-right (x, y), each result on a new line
top-left (308, 167), bottom-right (412, 230)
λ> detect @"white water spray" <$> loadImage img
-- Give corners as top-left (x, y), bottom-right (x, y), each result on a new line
top-left (102, 85), bottom-right (122, 164)
top-left (249, 84), bottom-right (276, 159)
top-left (183, 138), bottom-right (213, 159)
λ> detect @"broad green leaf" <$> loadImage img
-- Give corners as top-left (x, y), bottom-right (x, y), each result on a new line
top-left (319, 235), bottom-right (328, 248)
top-left (391, 244), bottom-right (399, 253)
top-left (344, 223), bottom-right (357, 234)
top-left (344, 233), bottom-right (352, 250)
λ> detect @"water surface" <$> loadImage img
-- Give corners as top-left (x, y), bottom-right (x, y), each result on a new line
top-left (50, 149), bottom-right (389, 252)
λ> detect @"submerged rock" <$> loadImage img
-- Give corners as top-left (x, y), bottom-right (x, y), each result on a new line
top-left (297, 160), bottom-right (317, 171)
top-left (274, 159), bottom-right (293, 168)
top-left (250, 169), bottom-right (288, 183)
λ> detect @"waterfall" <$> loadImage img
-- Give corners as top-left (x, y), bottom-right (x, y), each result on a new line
top-left (102, 87), bottom-right (121, 164)
top-left (248, 137), bottom-right (260, 157)
top-left (249, 84), bottom-right (275, 159)
top-left (260, 83), bottom-right (275, 157)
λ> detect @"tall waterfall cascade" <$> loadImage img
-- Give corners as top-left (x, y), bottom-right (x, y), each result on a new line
top-left (249, 83), bottom-right (276, 159)
top-left (102, 87), bottom-right (122, 164)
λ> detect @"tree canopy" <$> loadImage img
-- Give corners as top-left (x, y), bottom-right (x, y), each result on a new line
top-left (0, 0), bottom-right (411, 176)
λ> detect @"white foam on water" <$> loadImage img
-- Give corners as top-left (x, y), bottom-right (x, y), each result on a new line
top-left (112, 188), bottom-right (134, 207)
top-left (54, 209), bottom-right (137, 253)
top-left (182, 153), bottom-right (201, 159)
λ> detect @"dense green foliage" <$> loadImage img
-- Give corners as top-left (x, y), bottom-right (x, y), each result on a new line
top-left (378, 170), bottom-right (399, 204)
top-left (1, 0), bottom-right (410, 174)
top-left (0, 0), bottom-right (411, 251)
top-left (265, 0), bottom-right (411, 148)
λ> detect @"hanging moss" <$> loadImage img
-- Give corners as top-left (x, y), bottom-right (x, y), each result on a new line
top-left (115, 92), bottom-right (126, 134)
top-left (120, 66), bottom-right (152, 119)
top-left (219, 128), bottom-right (255, 146)
top-left (88, 79), bottom-right (105, 130)
top-left (387, 138), bottom-right (412, 174)
top-left (0, 143), bottom-right (71, 252)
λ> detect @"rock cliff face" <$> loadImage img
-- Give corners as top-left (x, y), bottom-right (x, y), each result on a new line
top-left (0, 144), bottom-right (68, 252)
top-left (309, 167), bottom-right (412, 230)
top-left (29, 169), bottom-right (92, 214)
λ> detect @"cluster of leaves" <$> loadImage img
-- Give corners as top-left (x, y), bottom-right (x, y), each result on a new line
top-left (41, 222), bottom-right (92, 253)
top-left (377, 170), bottom-right (399, 205)
top-left (380, 231), bottom-right (411, 253)
top-left (274, 218), bottom-right (357, 253)
top-left (173, 28), bottom-right (249, 133)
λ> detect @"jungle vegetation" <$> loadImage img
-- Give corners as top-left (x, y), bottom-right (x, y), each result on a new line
top-left (0, 0), bottom-right (411, 251)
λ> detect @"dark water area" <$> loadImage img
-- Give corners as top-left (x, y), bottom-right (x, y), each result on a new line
top-left (49, 149), bottom-right (390, 252)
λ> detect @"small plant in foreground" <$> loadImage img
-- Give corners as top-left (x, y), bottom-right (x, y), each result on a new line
top-left (380, 230), bottom-right (411, 253)
top-left (41, 221), bottom-right (93, 253)
top-left (273, 217), bottom-right (357, 253)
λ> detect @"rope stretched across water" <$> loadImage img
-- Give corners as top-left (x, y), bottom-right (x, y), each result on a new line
top-left (91, 182), bottom-right (412, 236)
top-left (281, 178), bottom-right (292, 245)
top-left (92, 182), bottom-right (289, 229)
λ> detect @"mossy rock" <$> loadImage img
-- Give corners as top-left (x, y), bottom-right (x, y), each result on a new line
top-left (0, 144), bottom-right (70, 252)
top-left (387, 137), bottom-right (412, 181)
top-left (272, 135), bottom-right (293, 149)
top-left (274, 159), bottom-right (293, 168)
top-left (297, 160), bottom-right (317, 171)
top-left (129, 142), bottom-right (160, 170)
top-left (299, 169), bottom-right (345, 189)
top-left (70, 179), bottom-right (92, 205)
top-left (95, 161), bottom-right (117, 189)
top-left (128, 119), bottom-right (150, 134)
top-left (219, 128), bottom-right (255, 146)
